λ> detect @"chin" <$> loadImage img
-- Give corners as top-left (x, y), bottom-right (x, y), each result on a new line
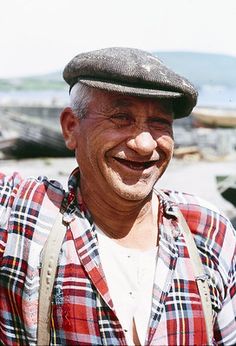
top-left (104, 167), bottom-right (162, 201)
top-left (112, 179), bottom-right (156, 201)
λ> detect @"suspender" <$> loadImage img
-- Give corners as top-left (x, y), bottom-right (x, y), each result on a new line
top-left (176, 210), bottom-right (213, 345)
top-left (37, 209), bottom-right (213, 345)
top-left (37, 213), bottom-right (67, 346)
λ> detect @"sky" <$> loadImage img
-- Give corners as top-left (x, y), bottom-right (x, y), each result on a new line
top-left (0, 0), bottom-right (236, 78)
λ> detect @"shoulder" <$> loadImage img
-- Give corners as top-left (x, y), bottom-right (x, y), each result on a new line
top-left (161, 188), bottom-right (235, 267)
top-left (0, 172), bottom-right (23, 201)
top-left (0, 172), bottom-right (24, 224)
top-left (163, 188), bottom-right (229, 225)
top-left (163, 188), bottom-right (220, 213)
top-left (0, 172), bottom-right (65, 260)
top-left (0, 172), bottom-right (65, 225)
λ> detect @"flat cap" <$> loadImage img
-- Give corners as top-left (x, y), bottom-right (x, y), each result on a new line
top-left (63, 47), bottom-right (198, 118)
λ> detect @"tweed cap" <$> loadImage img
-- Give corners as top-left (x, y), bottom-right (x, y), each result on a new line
top-left (63, 47), bottom-right (198, 118)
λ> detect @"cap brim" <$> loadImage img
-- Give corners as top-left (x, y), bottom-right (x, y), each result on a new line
top-left (78, 78), bottom-right (182, 99)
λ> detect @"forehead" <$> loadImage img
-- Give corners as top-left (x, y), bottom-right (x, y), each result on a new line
top-left (89, 89), bottom-right (174, 115)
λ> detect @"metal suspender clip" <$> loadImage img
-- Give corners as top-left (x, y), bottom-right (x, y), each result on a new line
top-left (195, 274), bottom-right (210, 282)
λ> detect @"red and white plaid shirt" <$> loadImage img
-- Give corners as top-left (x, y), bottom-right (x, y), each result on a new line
top-left (0, 167), bottom-right (235, 345)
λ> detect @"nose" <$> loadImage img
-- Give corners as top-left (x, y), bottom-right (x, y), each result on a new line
top-left (126, 131), bottom-right (157, 156)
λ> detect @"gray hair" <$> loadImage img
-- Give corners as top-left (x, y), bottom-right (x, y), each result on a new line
top-left (69, 82), bottom-right (93, 118)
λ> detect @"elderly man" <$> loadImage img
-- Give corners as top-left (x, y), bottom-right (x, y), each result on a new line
top-left (0, 47), bottom-right (235, 346)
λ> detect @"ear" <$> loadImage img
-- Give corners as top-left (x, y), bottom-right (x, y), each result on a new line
top-left (60, 107), bottom-right (79, 150)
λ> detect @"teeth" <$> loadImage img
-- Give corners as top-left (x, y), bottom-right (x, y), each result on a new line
top-left (115, 158), bottom-right (155, 170)
top-left (127, 162), bottom-right (145, 170)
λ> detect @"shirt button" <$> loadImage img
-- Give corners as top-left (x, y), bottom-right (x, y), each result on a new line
top-left (129, 291), bottom-right (133, 297)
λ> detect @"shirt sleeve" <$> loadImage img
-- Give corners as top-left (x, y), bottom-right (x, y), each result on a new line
top-left (214, 221), bottom-right (236, 345)
top-left (0, 172), bottom-right (23, 260)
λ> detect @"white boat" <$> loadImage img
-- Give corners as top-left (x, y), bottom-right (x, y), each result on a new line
top-left (192, 107), bottom-right (236, 127)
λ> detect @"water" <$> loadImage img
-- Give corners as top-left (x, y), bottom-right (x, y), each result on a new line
top-left (0, 86), bottom-right (236, 109)
top-left (0, 89), bottom-right (69, 107)
top-left (198, 85), bottom-right (236, 109)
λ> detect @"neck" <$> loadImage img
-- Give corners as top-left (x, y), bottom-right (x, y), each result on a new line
top-left (80, 181), bottom-right (159, 251)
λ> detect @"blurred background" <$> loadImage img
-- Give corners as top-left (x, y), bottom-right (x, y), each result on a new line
top-left (0, 0), bottom-right (235, 225)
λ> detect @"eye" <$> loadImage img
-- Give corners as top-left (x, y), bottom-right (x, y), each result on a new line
top-left (147, 117), bottom-right (172, 129)
top-left (110, 114), bottom-right (133, 127)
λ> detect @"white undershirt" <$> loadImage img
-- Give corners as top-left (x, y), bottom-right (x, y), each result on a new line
top-left (96, 227), bottom-right (157, 345)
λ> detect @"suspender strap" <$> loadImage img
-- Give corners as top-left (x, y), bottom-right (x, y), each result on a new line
top-left (37, 213), bottom-right (67, 346)
top-left (176, 209), bottom-right (214, 345)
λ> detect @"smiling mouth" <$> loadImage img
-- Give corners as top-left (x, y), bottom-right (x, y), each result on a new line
top-left (114, 157), bottom-right (157, 171)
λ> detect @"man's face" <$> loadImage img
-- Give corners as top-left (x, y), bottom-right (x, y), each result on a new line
top-left (64, 89), bottom-right (174, 202)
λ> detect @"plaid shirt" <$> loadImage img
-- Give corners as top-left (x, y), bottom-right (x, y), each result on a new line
top-left (0, 168), bottom-right (235, 346)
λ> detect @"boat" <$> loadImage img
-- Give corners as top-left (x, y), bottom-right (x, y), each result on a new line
top-left (1, 108), bottom-right (73, 158)
top-left (192, 107), bottom-right (236, 127)
top-left (0, 129), bottom-right (19, 153)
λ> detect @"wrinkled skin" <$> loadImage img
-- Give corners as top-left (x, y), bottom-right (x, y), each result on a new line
top-left (61, 89), bottom-right (174, 208)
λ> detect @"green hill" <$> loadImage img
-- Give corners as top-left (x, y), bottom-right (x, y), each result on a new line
top-left (156, 51), bottom-right (236, 88)
top-left (0, 72), bottom-right (66, 91)
top-left (1, 51), bottom-right (236, 91)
